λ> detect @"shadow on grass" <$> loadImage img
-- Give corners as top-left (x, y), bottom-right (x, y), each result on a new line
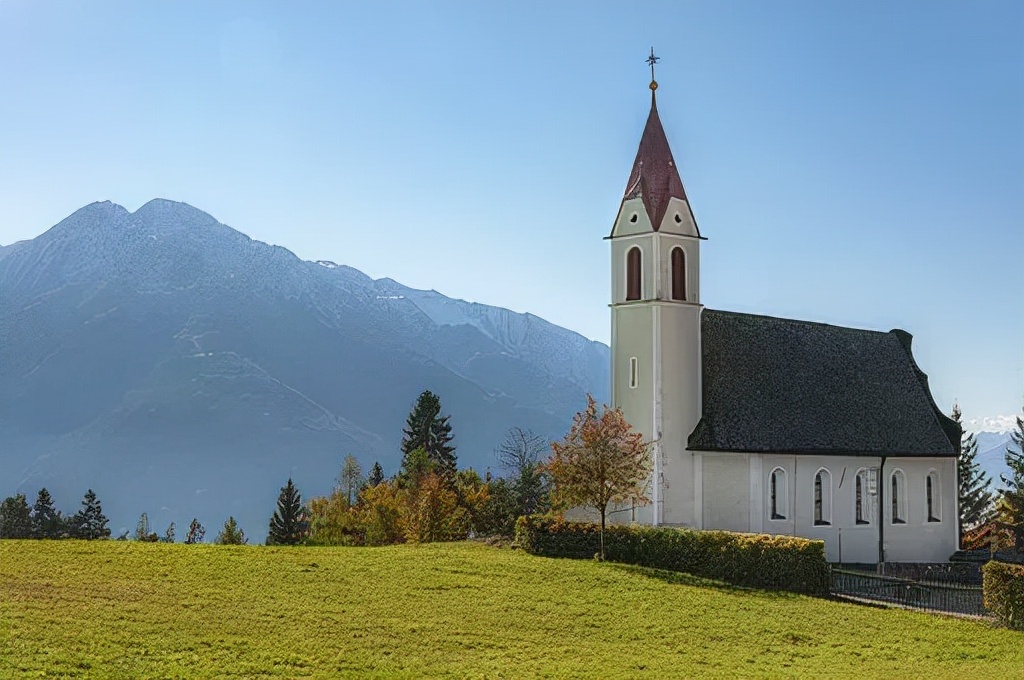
top-left (605, 562), bottom-right (804, 601)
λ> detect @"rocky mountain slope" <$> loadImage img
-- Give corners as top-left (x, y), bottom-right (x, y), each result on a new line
top-left (0, 199), bottom-right (609, 539)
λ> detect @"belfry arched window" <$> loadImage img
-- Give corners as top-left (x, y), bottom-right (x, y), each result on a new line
top-left (626, 247), bottom-right (642, 301)
top-left (671, 247), bottom-right (686, 301)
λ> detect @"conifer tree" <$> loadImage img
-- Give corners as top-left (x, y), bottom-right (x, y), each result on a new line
top-left (135, 512), bottom-right (151, 541)
top-left (999, 409), bottom-right (1024, 551)
top-left (952, 404), bottom-right (993, 538)
top-left (70, 489), bottom-right (110, 540)
top-left (30, 488), bottom-right (64, 539)
top-left (338, 454), bottom-right (363, 506)
top-left (367, 461), bottom-right (386, 488)
top-left (0, 493), bottom-right (32, 539)
top-left (161, 522), bottom-right (176, 543)
top-left (267, 478), bottom-right (307, 545)
top-left (216, 516), bottom-right (248, 545)
top-left (400, 390), bottom-right (456, 478)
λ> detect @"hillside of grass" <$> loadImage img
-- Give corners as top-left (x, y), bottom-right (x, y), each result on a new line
top-left (1, 540), bottom-right (1020, 678)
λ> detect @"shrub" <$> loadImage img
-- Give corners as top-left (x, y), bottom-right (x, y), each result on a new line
top-left (982, 560), bottom-right (1024, 630)
top-left (515, 515), bottom-right (829, 595)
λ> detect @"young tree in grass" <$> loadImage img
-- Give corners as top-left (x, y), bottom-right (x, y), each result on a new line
top-left (30, 488), bottom-right (63, 539)
top-left (338, 454), bottom-right (363, 506)
top-left (0, 493), bottom-right (32, 539)
top-left (70, 489), bottom-right (110, 540)
top-left (185, 518), bottom-right (205, 544)
top-left (401, 390), bottom-right (456, 478)
top-left (217, 516), bottom-right (248, 545)
top-left (267, 478), bottom-right (308, 545)
top-left (952, 404), bottom-right (993, 539)
top-left (548, 395), bottom-right (650, 560)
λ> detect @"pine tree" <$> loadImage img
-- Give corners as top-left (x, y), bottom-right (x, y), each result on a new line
top-left (400, 390), bottom-right (456, 478)
top-left (338, 454), bottom-right (363, 506)
top-left (0, 493), bottom-right (32, 539)
top-left (367, 462), bottom-right (386, 488)
top-left (267, 478), bottom-right (307, 545)
top-left (30, 488), bottom-right (64, 539)
top-left (70, 489), bottom-right (110, 540)
top-left (216, 516), bottom-right (248, 545)
top-left (185, 518), bottom-right (205, 544)
top-left (952, 404), bottom-right (993, 538)
top-left (1000, 409), bottom-right (1024, 551)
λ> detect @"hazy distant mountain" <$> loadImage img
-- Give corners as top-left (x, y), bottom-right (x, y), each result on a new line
top-left (0, 199), bottom-right (609, 540)
top-left (974, 430), bottom-right (1015, 491)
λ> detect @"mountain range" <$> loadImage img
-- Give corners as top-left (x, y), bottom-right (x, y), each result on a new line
top-left (0, 199), bottom-right (609, 540)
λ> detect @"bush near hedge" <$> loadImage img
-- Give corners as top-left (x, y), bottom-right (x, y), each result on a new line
top-left (515, 515), bottom-right (829, 595)
top-left (982, 561), bottom-right (1024, 630)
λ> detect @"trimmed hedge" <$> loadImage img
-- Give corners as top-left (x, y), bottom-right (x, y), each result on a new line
top-left (515, 515), bottom-right (829, 595)
top-left (982, 560), bottom-right (1024, 630)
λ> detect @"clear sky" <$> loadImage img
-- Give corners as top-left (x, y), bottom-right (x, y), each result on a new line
top-left (1, 1), bottom-right (1021, 429)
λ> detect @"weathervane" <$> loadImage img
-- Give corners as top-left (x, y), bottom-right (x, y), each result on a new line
top-left (646, 47), bottom-right (660, 92)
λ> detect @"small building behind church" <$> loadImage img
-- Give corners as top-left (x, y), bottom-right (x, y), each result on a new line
top-left (606, 69), bottom-right (960, 564)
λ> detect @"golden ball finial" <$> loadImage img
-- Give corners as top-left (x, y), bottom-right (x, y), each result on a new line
top-left (650, 80), bottom-right (658, 91)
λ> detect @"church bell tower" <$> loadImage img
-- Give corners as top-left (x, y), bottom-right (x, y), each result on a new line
top-left (609, 51), bottom-right (704, 526)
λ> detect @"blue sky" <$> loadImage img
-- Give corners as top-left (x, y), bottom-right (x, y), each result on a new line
top-left (1, 1), bottom-right (1021, 428)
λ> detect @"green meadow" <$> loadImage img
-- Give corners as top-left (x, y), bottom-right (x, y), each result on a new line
top-left (1, 540), bottom-right (1020, 678)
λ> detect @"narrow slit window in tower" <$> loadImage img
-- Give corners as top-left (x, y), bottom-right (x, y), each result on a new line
top-left (671, 247), bottom-right (686, 301)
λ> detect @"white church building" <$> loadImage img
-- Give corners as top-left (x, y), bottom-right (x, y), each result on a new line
top-left (607, 70), bottom-right (960, 564)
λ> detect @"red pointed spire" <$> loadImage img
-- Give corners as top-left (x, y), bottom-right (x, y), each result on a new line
top-left (623, 96), bottom-right (688, 232)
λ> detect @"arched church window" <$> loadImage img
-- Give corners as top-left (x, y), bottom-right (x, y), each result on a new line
top-left (671, 247), bottom-right (686, 301)
top-left (891, 470), bottom-right (907, 524)
top-left (769, 467), bottom-right (787, 520)
top-left (855, 470), bottom-right (871, 525)
top-left (626, 247), bottom-right (642, 301)
top-left (926, 472), bottom-right (940, 522)
top-left (814, 469), bottom-right (831, 526)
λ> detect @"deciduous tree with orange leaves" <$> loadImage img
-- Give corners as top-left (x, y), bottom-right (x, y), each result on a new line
top-left (548, 395), bottom-right (650, 560)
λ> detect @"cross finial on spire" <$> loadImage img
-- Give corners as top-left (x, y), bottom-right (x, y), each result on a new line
top-left (646, 48), bottom-right (660, 93)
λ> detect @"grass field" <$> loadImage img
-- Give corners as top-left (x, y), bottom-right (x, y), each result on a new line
top-left (1, 540), bottom-right (1021, 678)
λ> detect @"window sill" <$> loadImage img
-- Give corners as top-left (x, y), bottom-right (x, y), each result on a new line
top-left (813, 521), bottom-right (831, 527)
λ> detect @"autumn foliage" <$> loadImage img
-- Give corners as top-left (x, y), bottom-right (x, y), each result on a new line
top-left (548, 394), bottom-right (650, 559)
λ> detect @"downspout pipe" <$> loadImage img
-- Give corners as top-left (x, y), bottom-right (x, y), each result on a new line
top-left (878, 456), bottom-right (887, 574)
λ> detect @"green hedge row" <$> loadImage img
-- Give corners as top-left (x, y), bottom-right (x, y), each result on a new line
top-left (982, 561), bottom-right (1024, 630)
top-left (515, 515), bottom-right (829, 595)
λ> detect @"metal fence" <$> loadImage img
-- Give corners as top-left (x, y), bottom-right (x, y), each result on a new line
top-left (831, 568), bottom-right (987, 617)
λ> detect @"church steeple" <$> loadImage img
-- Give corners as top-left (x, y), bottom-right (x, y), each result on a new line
top-left (621, 71), bottom-right (694, 234)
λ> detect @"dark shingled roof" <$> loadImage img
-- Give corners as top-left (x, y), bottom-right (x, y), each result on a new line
top-left (621, 95), bottom-right (696, 234)
top-left (687, 310), bottom-right (960, 457)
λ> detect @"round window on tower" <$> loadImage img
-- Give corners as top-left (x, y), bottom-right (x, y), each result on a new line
top-left (674, 213), bottom-right (682, 224)
top-left (630, 213), bottom-right (638, 224)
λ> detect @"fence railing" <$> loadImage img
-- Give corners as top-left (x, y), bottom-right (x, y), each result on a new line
top-left (830, 568), bottom-right (987, 617)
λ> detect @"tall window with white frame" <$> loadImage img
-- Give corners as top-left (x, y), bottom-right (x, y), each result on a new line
top-left (813, 469), bottom-right (831, 526)
top-left (926, 471), bottom-right (941, 522)
top-left (626, 247), bottom-right (641, 301)
top-left (855, 470), bottom-right (871, 525)
top-left (891, 470), bottom-right (907, 524)
top-left (769, 467), bottom-right (787, 520)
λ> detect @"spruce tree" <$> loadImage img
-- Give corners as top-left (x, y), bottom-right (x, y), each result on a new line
top-left (161, 522), bottom-right (176, 543)
top-left (30, 488), bottom-right (63, 539)
top-left (1000, 410), bottom-right (1024, 551)
top-left (71, 489), bottom-right (110, 540)
top-left (0, 493), bottom-right (32, 538)
top-left (951, 405), bottom-right (993, 538)
top-left (367, 462), bottom-right (386, 488)
top-left (185, 518), bottom-right (205, 544)
top-left (338, 454), bottom-right (363, 506)
top-left (216, 516), bottom-right (248, 545)
top-left (400, 390), bottom-right (456, 478)
top-left (267, 478), bottom-right (307, 545)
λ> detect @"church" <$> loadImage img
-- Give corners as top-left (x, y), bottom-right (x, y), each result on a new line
top-left (606, 62), bottom-right (960, 564)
